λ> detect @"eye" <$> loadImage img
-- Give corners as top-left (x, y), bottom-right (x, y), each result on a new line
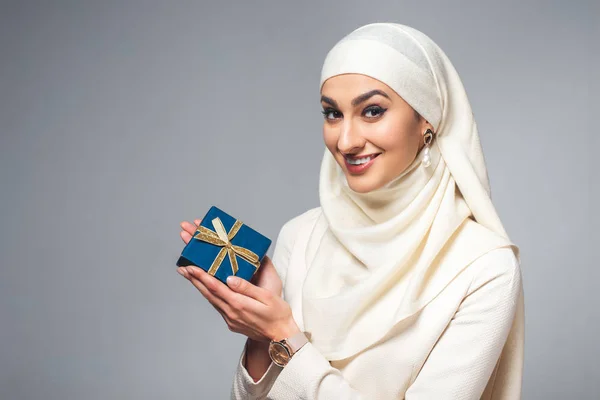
top-left (321, 107), bottom-right (342, 120)
top-left (363, 105), bottom-right (387, 118)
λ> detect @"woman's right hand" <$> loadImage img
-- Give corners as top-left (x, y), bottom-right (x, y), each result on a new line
top-left (179, 219), bottom-right (283, 297)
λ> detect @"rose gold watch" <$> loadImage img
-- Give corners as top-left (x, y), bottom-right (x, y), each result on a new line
top-left (268, 331), bottom-right (309, 367)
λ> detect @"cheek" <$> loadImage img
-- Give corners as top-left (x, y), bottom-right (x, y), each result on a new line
top-left (370, 118), bottom-right (415, 152)
top-left (323, 126), bottom-right (338, 153)
top-left (372, 119), bottom-right (420, 171)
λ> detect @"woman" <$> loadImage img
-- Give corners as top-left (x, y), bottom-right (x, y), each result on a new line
top-left (178, 22), bottom-right (524, 399)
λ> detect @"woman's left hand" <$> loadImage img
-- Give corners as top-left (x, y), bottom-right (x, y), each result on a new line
top-left (177, 263), bottom-right (301, 344)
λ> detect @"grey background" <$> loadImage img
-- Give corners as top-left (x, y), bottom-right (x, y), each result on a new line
top-left (0, 1), bottom-right (596, 399)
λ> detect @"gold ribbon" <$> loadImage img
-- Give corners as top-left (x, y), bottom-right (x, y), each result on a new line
top-left (192, 217), bottom-right (260, 277)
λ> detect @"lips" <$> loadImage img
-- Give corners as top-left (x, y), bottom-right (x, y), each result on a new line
top-left (343, 153), bottom-right (381, 174)
top-left (344, 153), bottom-right (381, 161)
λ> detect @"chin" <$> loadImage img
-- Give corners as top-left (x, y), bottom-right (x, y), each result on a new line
top-left (345, 176), bottom-right (384, 193)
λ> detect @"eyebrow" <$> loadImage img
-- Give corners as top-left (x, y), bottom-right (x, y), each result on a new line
top-left (320, 89), bottom-right (391, 108)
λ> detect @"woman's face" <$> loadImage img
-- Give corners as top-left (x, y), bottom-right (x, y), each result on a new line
top-left (321, 74), bottom-right (433, 193)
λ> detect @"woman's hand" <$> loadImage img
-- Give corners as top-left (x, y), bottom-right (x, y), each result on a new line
top-left (178, 219), bottom-right (299, 343)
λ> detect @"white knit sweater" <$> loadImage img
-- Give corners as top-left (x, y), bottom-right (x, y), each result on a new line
top-left (230, 207), bottom-right (523, 399)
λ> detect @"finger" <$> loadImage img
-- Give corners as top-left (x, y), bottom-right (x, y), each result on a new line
top-left (187, 274), bottom-right (231, 314)
top-left (187, 274), bottom-right (262, 338)
top-left (194, 219), bottom-right (202, 226)
top-left (180, 220), bottom-right (199, 236)
top-left (186, 266), bottom-right (231, 297)
top-left (186, 268), bottom-right (270, 337)
top-left (177, 267), bottom-right (190, 278)
top-left (180, 230), bottom-right (193, 244)
top-left (186, 266), bottom-right (250, 307)
top-left (225, 275), bottom-right (271, 305)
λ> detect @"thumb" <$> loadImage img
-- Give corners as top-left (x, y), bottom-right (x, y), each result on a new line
top-left (226, 275), bottom-right (266, 301)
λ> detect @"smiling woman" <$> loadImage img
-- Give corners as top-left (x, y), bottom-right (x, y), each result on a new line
top-left (320, 75), bottom-right (431, 193)
top-left (180, 22), bottom-right (524, 400)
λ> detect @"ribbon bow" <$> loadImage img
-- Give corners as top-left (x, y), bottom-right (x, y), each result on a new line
top-left (192, 217), bottom-right (260, 277)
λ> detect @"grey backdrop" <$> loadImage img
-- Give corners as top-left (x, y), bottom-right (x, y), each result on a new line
top-left (0, 1), bottom-right (597, 399)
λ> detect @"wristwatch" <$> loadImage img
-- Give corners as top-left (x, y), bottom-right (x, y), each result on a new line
top-left (268, 331), bottom-right (309, 367)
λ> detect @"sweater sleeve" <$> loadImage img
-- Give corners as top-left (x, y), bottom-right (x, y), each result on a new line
top-left (264, 340), bottom-right (366, 399)
top-left (230, 339), bottom-right (283, 399)
top-left (261, 248), bottom-right (522, 400)
top-left (404, 247), bottom-right (522, 399)
top-left (230, 211), bottom-right (310, 399)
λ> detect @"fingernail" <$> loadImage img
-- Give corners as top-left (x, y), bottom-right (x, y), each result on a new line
top-left (227, 276), bottom-right (240, 287)
top-left (177, 268), bottom-right (185, 276)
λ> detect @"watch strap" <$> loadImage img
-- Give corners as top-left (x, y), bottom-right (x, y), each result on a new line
top-left (286, 331), bottom-right (309, 354)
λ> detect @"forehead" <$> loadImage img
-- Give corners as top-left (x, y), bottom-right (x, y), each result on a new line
top-left (321, 73), bottom-right (398, 100)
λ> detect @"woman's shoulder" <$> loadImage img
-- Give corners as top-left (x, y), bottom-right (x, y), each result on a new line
top-left (466, 245), bottom-right (522, 301)
top-left (458, 218), bottom-right (521, 278)
top-left (270, 207), bottom-right (323, 281)
top-left (280, 206), bottom-right (322, 235)
top-left (276, 206), bottom-right (322, 246)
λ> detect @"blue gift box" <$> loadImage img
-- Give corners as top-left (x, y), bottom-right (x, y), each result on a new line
top-left (176, 206), bottom-right (272, 284)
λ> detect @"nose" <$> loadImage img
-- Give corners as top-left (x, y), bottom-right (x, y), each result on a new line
top-left (337, 120), bottom-right (365, 155)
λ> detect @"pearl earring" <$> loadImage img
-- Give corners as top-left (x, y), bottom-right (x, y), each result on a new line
top-left (422, 128), bottom-right (434, 167)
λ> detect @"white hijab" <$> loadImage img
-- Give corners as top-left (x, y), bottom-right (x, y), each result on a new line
top-left (302, 23), bottom-right (523, 367)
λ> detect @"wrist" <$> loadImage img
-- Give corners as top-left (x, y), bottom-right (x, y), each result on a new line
top-left (247, 337), bottom-right (270, 350)
top-left (267, 328), bottom-right (309, 368)
top-left (272, 318), bottom-right (301, 342)
top-left (244, 338), bottom-right (272, 382)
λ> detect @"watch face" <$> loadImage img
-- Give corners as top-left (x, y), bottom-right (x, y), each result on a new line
top-left (269, 342), bottom-right (290, 367)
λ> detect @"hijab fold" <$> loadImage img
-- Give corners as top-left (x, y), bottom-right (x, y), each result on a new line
top-left (301, 23), bottom-right (522, 367)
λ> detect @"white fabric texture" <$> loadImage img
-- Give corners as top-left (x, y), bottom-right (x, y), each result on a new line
top-left (230, 208), bottom-right (524, 399)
